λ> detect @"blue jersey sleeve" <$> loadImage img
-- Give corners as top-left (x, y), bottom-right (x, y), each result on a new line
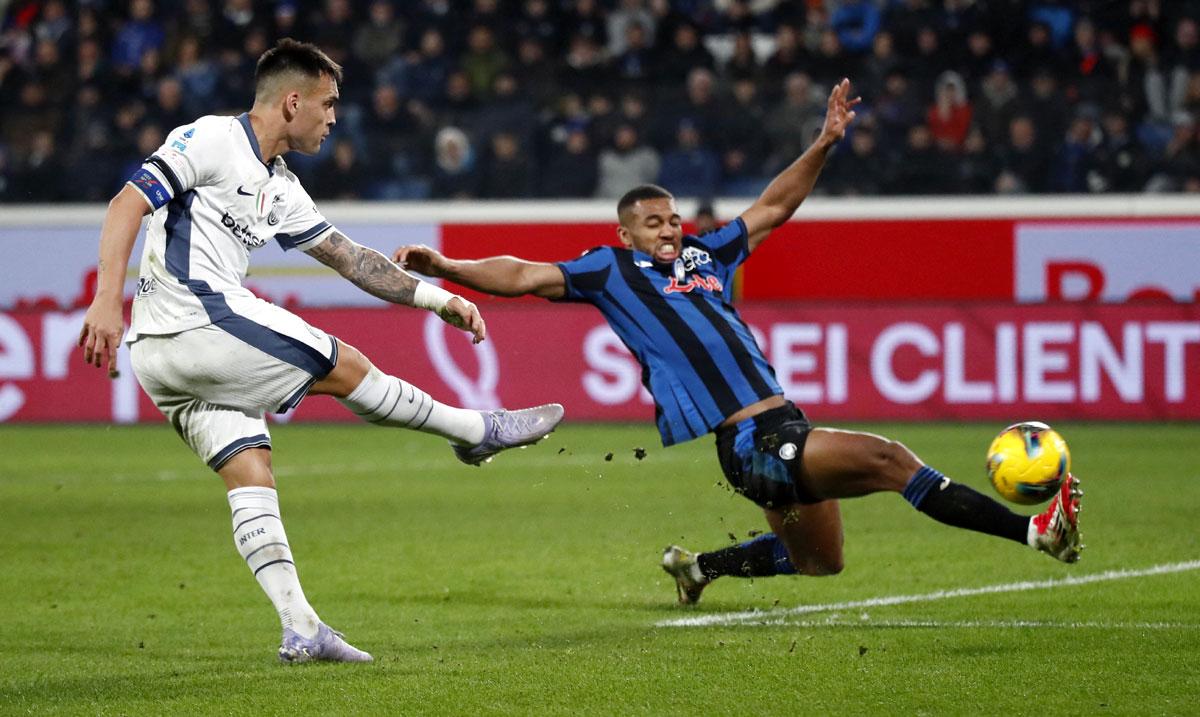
top-left (555, 246), bottom-right (615, 302)
top-left (690, 217), bottom-right (749, 285)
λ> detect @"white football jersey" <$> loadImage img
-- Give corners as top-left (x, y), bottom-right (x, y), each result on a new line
top-left (126, 113), bottom-right (334, 341)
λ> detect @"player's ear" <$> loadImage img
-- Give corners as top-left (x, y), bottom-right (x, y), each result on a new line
top-left (616, 225), bottom-right (633, 248)
top-left (283, 91), bottom-right (301, 120)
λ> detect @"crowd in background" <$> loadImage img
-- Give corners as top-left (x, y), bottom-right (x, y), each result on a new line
top-left (2, 0), bottom-right (1200, 202)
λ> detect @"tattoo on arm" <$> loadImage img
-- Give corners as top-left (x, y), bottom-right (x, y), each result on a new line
top-left (306, 231), bottom-right (419, 305)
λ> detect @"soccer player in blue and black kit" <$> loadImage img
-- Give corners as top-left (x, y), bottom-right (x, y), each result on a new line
top-left (394, 79), bottom-right (1083, 604)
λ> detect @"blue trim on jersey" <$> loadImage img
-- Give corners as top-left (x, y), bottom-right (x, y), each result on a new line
top-left (237, 113), bottom-right (273, 173)
top-left (163, 192), bottom-right (336, 383)
top-left (556, 218), bottom-right (779, 446)
top-left (128, 167), bottom-right (170, 209)
top-left (208, 434), bottom-right (272, 470)
top-left (275, 221), bottom-right (332, 251)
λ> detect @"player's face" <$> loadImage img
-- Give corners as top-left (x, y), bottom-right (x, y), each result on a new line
top-left (292, 73), bottom-right (338, 154)
top-left (618, 197), bottom-right (683, 263)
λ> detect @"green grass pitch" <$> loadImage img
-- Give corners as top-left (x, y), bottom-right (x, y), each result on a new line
top-left (1, 420), bottom-right (1197, 715)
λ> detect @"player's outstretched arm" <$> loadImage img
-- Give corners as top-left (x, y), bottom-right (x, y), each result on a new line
top-left (307, 231), bottom-right (487, 343)
top-left (739, 77), bottom-right (860, 253)
top-left (78, 184), bottom-right (152, 377)
top-left (393, 245), bottom-right (566, 300)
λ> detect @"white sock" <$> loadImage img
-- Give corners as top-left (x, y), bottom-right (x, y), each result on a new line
top-left (1026, 517), bottom-right (1039, 548)
top-left (228, 487), bottom-right (321, 638)
top-left (339, 367), bottom-right (485, 444)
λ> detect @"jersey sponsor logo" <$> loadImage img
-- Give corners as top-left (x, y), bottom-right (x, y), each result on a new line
top-left (664, 274), bottom-right (723, 294)
top-left (220, 211), bottom-right (268, 248)
top-left (134, 277), bottom-right (158, 298)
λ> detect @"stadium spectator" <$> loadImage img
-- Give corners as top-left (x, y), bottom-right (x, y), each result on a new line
top-left (596, 123), bottom-right (660, 198)
top-left (560, 32), bottom-right (611, 98)
top-left (927, 70), bottom-right (973, 150)
top-left (540, 128), bottom-right (598, 197)
top-left (954, 124), bottom-right (1001, 194)
top-left (460, 25), bottom-right (509, 99)
top-left (762, 24), bottom-right (811, 99)
top-left (175, 36), bottom-right (219, 117)
top-left (832, 0), bottom-right (882, 55)
top-left (658, 119), bottom-right (721, 199)
top-left (613, 20), bottom-right (654, 84)
top-left (723, 31), bottom-right (760, 83)
top-left (481, 131), bottom-right (536, 198)
top-left (13, 129), bottom-right (65, 202)
top-left (398, 28), bottom-right (453, 105)
top-left (111, 0), bottom-right (164, 72)
top-left (313, 138), bottom-right (370, 200)
top-left (720, 78), bottom-right (771, 185)
top-left (431, 125), bottom-right (481, 199)
top-left (764, 72), bottom-right (828, 173)
top-left (352, 0), bottom-right (405, 70)
top-left (824, 120), bottom-right (888, 195)
top-left (607, 0), bottom-right (656, 58)
top-left (564, 0), bottom-right (609, 51)
top-left (859, 30), bottom-right (901, 99)
top-left (1049, 114), bottom-right (1103, 192)
top-left (997, 115), bottom-right (1049, 192)
top-left (890, 123), bottom-right (951, 194)
top-left (654, 22), bottom-right (716, 86)
top-left (693, 201), bottom-right (717, 234)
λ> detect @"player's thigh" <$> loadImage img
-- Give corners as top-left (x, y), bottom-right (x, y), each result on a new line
top-left (799, 427), bottom-right (923, 499)
top-left (763, 500), bottom-right (845, 575)
top-left (135, 319), bottom-right (334, 414)
top-left (131, 339), bottom-right (274, 474)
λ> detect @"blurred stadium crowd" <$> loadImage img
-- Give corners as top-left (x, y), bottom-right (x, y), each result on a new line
top-left (2, 0), bottom-right (1200, 202)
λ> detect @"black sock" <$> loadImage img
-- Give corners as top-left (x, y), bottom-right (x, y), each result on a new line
top-left (696, 533), bottom-right (797, 579)
top-left (903, 466), bottom-right (1028, 544)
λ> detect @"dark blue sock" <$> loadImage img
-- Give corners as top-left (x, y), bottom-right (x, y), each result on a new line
top-left (904, 465), bottom-right (1028, 544)
top-left (697, 533), bottom-right (797, 579)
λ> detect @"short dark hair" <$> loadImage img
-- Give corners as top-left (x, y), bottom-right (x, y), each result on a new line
top-left (255, 38), bottom-right (343, 96)
top-left (617, 184), bottom-right (673, 219)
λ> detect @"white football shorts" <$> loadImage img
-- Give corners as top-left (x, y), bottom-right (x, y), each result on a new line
top-left (130, 301), bottom-right (338, 470)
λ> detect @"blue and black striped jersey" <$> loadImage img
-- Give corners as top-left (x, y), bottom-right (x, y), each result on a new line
top-left (556, 218), bottom-right (781, 446)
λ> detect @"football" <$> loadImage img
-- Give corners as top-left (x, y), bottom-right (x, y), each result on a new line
top-left (986, 421), bottom-right (1071, 505)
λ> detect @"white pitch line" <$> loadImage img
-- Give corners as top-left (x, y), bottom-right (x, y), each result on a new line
top-left (656, 559), bottom-right (1200, 628)
top-left (742, 618), bottom-right (1200, 630)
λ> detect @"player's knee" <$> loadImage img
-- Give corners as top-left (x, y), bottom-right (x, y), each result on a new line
top-left (872, 439), bottom-right (921, 487)
top-left (799, 554), bottom-right (844, 576)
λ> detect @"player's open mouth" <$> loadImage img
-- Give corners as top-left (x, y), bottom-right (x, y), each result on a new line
top-left (655, 244), bottom-right (679, 262)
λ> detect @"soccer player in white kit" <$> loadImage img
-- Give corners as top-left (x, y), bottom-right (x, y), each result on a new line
top-left (77, 39), bottom-right (563, 664)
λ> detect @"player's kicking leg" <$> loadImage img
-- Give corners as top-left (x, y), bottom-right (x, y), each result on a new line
top-left (311, 341), bottom-right (563, 465)
top-left (663, 428), bottom-right (1083, 604)
top-left (219, 449), bottom-right (372, 663)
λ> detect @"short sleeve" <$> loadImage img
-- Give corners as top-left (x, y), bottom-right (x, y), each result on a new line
top-left (555, 246), bottom-right (616, 302)
top-left (128, 118), bottom-right (227, 210)
top-left (691, 217), bottom-right (749, 273)
top-left (274, 177), bottom-right (334, 252)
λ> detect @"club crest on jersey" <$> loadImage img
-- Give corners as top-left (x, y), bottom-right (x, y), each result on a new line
top-left (256, 188), bottom-right (285, 226)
